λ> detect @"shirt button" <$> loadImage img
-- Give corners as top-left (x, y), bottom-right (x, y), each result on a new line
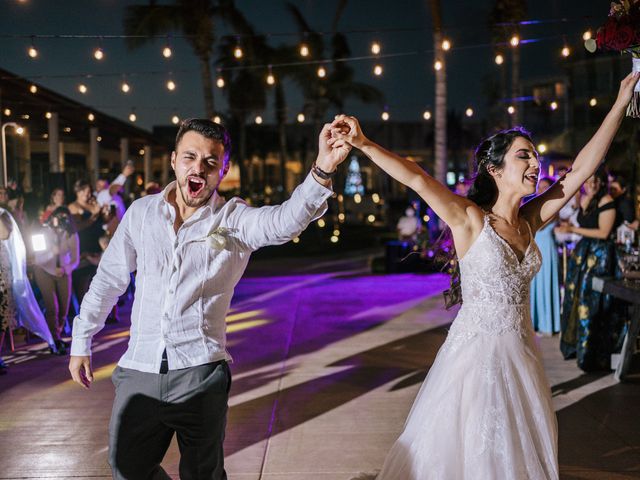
top-left (168, 289), bottom-right (174, 294)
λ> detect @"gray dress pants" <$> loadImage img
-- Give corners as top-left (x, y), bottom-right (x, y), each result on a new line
top-left (108, 360), bottom-right (231, 480)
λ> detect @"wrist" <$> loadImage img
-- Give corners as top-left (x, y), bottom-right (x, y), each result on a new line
top-left (315, 156), bottom-right (338, 173)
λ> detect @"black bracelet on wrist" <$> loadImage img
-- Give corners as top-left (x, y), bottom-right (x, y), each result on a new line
top-left (312, 162), bottom-right (337, 180)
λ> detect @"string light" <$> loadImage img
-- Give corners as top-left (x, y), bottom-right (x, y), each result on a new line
top-left (338, 213), bottom-right (345, 221)
top-left (16, 126), bottom-right (25, 135)
top-left (88, 112), bottom-right (95, 121)
top-left (129, 110), bottom-right (137, 122)
top-left (538, 143), bottom-right (547, 154)
top-left (3, 109), bottom-right (11, 116)
top-left (507, 105), bottom-right (515, 115)
top-left (27, 42), bottom-right (38, 59)
top-left (589, 97), bottom-right (597, 107)
top-left (299, 43), bottom-right (309, 57)
top-left (423, 215), bottom-right (430, 222)
top-left (162, 45), bottom-right (172, 58)
top-left (216, 76), bottom-right (225, 88)
top-left (423, 110), bottom-right (432, 120)
top-left (561, 46), bottom-right (570, 57)
top-left (139, 148), bottom-right (145, 155)
top-left (121, 81), bottom-right (131, 93)
top-left (550, 101), bottom-right (558, 110)
top-left (330, 235), bottom-right (339, 243)
top-left (297, 113), bottom-right (305, 123)
top-left (465, 107), bottom-right (474, 117)
top-left (317, 218), bottom-right (326, 228)
top-left (367, 214), bottom-right (376, 223)
top-left (372, 193), bottom-right (380, 203)
top-left (333, 228), bottom-right (340, 236)
top-left (434, 60), bottom-right (443, 71)
top-left (20, 114), bottom-right (29, 120)
top-left (292, 237), bottom-right (300, 244)
top-left (317, 65), bottom-right (326, 78)
top-left (166, 79), bottom-right (176, 91)
top-left (510, 34), bottom-right (520, 47)
top-left (583, 30), bottom-right (592, 41)
top-left (495, 53), bottom-right (504, 65)
top-left (45, 112), bottom-right (52, 119)
top-left (266, 65), bottom-right (275, 85)
top-left (381, 111), bottom-right (390, 121)
top-left (233, 43), bottom-right (243, 59)
top-left (213, 115), bottom-right (221, 124)
top-left (442, 39), bottom-right (451, 51)
top-left (371, 41), bottom-right (381, 55)
top-left (354, 193), bottom-right (362, 204)
top-left (171, 115), bottom-right (180, 124)
top-left (93, 47), bottom-right (104, 60)
top-left (373, 64), bottom-right (383, 76)
top-left (29, 84), bottom-right (37, 94)
top-left (63, 127), bottom-right (71, 133)
top-left (78, 83), bottom-right (88, 94)
top-left (97, 136), bottom-right (102, 142)
top-left (255, 115), bottom-right (263, 124)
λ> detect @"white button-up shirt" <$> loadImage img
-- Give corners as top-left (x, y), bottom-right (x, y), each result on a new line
top-left (71, 173), bottom-right (332, 373)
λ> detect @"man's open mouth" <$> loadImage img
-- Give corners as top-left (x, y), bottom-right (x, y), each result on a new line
top-left (187, 175), bottom-right (206, 197)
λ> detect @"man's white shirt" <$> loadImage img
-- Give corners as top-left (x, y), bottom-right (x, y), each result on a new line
top-left (71, 173), bottom-right (332, 373)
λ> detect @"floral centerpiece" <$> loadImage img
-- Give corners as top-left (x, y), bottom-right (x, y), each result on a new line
top-left (586, 0), bottom-right (640, 116)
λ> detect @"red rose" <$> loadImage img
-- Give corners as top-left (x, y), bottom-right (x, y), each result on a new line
top-left (602, 18), bottom-right (619, 50)
top-left (611, 24), bottom-right (636, 50)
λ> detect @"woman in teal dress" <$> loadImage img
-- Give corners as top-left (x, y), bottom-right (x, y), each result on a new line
top-left (556, 167), bottom-right (625, 372)
top-left (530, 177), bottom-right (561, 334)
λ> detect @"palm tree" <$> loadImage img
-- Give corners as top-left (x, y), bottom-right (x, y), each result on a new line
top-left (489, 0), bottom-right (527, 126)
top-left (429, 0), bottom-right (447, 185)
top-left (124, 0), bottom-right (241, 119)
top-left (286, 2), bottom-right (384, 170)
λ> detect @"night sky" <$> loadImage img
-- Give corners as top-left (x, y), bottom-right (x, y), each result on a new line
top-left (0, 0), bottom-right (606, 130)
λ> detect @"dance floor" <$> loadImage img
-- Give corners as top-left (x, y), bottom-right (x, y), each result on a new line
top-left (0, 251), bottom-right (638, 479)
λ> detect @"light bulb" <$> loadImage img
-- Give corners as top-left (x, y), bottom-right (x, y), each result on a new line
top-left (129, 112), bottom-right (137, 122)
top-left (465, 107), bottom-right (474, 117)
top-left (172, 115), bottom-right (180, 125)
top-left (167, 79), bottom-right (176, 91)
top-left (213, 116), bottom-right (221, 124)
top-left (29, 84), bottom-right (37, 94)
top-left (434, 60), bottom-right (443, 71)
top-left (442, 39), bottom-right (451, 51)
top-left (561, 46), bottom-right (570, 57)
top-left (550, 101), bottom-right (558, 111)
top-left (507, 105), bottom-right (515, 115)
top-left (495, 53), bottom-right (504, 65)
top-left (216, 77), bottom-right (225, 88)
top-left (371, 41), bottom-right (381, 55)
top-left (510, 35), bottom-right (520, 47)
top-left (121, 82), bottom-right (130, 93)
top-left (88, 113), bottom-right (95, 122)
top-left (373, 64), bottom-right (383, 76)
top-left (266, 72), bottom-right (275, 85)
top-left (589, 97), bottom-right (597, 107)
top-left (583, 30), bottom-right (592, 41)
top-left (423, 110), bottom-right (432, 120)
top-left (297, 113), bottom-right (305, 123)
top-left (162, 46), bottom-right (172, 58)
top-left (300, 43), bottom-right (309, 57)
top-left (78, 84), bottom-right (88, 94)
top-left (94, 47), bottom-right (104, 60)
top-left (255, 115), bottom-right (263, 124)
top-left (381, 111), bottom-right (390, 121)
top-left (317, 66), bottom-right (326, 78)
top-left (45, 112), bottom-right (52, 119)
top-left (234, 45), bottom-right (243, 59)
top-left (28, 46), bottom-right (38, 58)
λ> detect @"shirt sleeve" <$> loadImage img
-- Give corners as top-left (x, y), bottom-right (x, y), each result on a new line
top-left (70, 207), bottom-right (137, 356)
top-left (230, 173), bottom-right (333, 251)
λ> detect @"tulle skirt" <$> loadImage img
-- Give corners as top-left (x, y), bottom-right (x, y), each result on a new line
top-left (378, 319), bottom-right (558, 480)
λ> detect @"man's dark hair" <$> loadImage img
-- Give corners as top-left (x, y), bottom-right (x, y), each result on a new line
top-left (175, 118), bottom-right (232, 164)
top-left (73, 179), bottom-right (92, 193)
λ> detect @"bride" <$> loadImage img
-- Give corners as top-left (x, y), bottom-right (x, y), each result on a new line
top-left (329, 73), bottom-right (639, 479)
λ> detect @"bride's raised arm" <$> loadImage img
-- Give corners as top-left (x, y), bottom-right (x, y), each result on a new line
top-left (522, 72), bottom-right (639, 231)
top-left (329, 115), bottom-right (481, 234)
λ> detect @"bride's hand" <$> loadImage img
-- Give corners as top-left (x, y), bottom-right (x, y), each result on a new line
top-left (328, 114), bottom-right (369, 149)
top-left (613, 71), bottom-right (640, 112)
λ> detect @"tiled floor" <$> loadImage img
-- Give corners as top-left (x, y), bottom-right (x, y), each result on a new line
top-left (0, 253), bottom-right (638, 479)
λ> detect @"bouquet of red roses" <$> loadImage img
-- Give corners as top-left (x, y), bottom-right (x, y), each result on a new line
top-left (586, 0), bottom-right (640, 116)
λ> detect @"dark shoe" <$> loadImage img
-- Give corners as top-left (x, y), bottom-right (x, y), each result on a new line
top-left (54, 340), bottom-right (68, 355)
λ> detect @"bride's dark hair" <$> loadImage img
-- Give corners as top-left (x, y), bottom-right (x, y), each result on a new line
top-left (467, 126), bottom-right (534, 207)
top-left (442, 126), bottom-right (534, 308)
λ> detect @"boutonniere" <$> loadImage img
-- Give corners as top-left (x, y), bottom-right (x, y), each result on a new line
top-left (205, 227), bottom-right (234, 251)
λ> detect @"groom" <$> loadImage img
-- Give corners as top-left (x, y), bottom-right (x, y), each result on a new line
top-left (69, 118), bottom-right (351, 479)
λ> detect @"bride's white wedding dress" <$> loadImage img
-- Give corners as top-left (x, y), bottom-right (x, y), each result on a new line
top-left (378, 215), bottom-right (558, 480)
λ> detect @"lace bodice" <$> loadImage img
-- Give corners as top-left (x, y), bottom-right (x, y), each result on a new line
top-left (444, 215), bottom-right (542, 347)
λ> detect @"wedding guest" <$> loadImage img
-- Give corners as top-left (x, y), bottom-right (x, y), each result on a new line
top-left (556, 166), bottom-right (625, 371)
top-left (530, 177), bottom-right (561, 334)
top-left (40, 188), bottom-right (66, 224)
top-left (33, 207), bottom-right (79, 355)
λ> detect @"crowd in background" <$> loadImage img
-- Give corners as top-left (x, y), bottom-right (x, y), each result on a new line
top-left (0, 164), bottom-right (163, 374)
